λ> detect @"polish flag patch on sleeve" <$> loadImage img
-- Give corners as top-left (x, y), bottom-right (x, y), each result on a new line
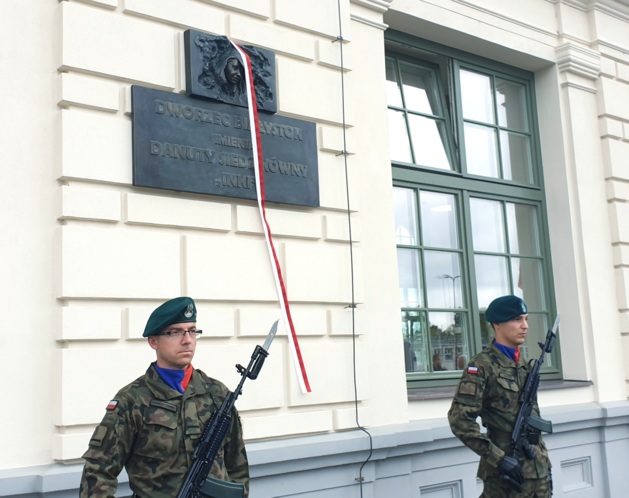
top-left (467, 366), bottom-right (479, 375)
top-left (106, 400), bottom-right (119, 411)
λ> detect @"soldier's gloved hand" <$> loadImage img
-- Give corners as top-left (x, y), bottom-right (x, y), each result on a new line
top-left (498, 455), bottom-right (523, 490)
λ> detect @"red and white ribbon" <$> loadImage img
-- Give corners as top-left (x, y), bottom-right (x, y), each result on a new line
top-left (230, 40), bottom-right (311, 393)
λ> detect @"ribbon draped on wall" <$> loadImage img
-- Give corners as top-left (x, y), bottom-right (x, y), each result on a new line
top-left (229, 40), bottom-right (312, 394)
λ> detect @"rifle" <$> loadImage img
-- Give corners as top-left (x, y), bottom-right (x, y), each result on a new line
top-left (502, 315), bottom-right (559, 492)
top-left (176, 320), bottom-right (279, 498)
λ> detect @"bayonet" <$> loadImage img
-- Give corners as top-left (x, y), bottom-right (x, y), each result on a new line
top-left (262, 319), bottom-right (279, 352)
top-left (551, 314), bottom-right (560, 335)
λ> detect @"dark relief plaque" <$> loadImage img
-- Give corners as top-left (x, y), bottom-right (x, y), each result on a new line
top-left (184, 30), bottom-right (277, 113)
top-left (131, 86), bottom-right (319, 207)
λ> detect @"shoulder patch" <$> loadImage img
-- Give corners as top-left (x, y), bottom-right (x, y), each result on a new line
top-left (88, 425), bottom-right (108, 448)
top-left (467, 365), bottom-right (479, 375)
top-left (106, 399), bottom-right (119, 411)
top-left (457, 380), bottom-right (478, 396)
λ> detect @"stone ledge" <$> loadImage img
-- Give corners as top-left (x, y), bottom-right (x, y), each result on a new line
top-left (408, 379), bottom-right (593, 401)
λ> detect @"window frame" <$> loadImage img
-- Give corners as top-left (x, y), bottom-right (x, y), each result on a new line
top-left (386, 31), bottom-right (562, 388)
top-left (454, 60), bottom-right (540, 186)
top-left (386, 55), bottom-right (459, 171)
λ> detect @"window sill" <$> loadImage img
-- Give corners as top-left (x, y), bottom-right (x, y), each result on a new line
top-left (407, 379), bottom-right (593, 402)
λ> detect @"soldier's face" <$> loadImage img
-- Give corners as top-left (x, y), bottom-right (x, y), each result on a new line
top-left (148, 322), bottom-right (197, 369)
top-left (493, 314), bottom-right (528, 348)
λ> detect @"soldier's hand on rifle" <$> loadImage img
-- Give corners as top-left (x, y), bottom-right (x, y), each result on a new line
top-left (498, 455), bottom-right (523, 490)
top-left (519, 433), bottom-right (538, 460)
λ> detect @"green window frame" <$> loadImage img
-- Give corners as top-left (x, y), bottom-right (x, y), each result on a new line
top-left (386, 31), bottom-right (561, 388)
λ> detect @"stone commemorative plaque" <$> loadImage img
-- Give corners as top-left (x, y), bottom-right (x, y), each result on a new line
top-left (132, 85), bottom-right (319, 207)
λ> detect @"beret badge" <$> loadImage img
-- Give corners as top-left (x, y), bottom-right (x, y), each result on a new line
top-left (184, 303), bottom-right (195, 319)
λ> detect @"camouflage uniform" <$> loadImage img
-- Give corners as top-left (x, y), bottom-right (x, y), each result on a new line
top-left (80, 364), bottom-right (249, 498)
top-left (448, 342), bottom-right (551, 497)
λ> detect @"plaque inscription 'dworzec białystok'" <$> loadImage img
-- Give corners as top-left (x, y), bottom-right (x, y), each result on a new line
top-left (131, 85), bottom-right (319, 207)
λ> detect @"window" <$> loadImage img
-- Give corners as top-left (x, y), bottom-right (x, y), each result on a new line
top-left (387, 32), bottom-right (560, 387)
top-left (386, 57), bottom-right (455, 170)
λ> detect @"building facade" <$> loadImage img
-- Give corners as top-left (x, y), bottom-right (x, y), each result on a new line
top-left (1, 0), bottom-right (628, 496)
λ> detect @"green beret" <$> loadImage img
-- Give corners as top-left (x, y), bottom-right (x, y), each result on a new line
top-left (485, 295), bottom-right (527, 324)
top-left (143, 297), bottom-right (197, 337)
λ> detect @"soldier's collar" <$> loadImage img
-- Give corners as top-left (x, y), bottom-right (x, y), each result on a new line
top-left (489, 341), bottom-right (521, 367)
top-left (146, 363), bottom-right (184, 400)
top-left (494, 341), bottom-right (518, 361)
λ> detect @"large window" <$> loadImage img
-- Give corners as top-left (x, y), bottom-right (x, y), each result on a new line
top-left (387, 33), bottom-right (560, 387)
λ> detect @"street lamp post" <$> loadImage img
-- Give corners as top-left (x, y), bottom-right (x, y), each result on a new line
top-left (440, 273), bottom-right (461, 308)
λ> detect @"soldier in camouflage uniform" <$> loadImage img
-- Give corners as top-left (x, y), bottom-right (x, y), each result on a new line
top-left (448, 295), bottom-right (552, 497)
top-left (80, 297), bottom-right (249, 498)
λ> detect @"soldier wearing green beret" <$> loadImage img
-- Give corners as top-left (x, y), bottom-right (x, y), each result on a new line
top-left (80, 297), bottom-right (249, 498)
top-left (448, 295), bottom-right (552, 497)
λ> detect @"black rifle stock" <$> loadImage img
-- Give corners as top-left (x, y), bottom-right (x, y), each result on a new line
top-left (501, 315), bottom-right (559, 492)
top-left (177, 320), bottom-right (278, 498)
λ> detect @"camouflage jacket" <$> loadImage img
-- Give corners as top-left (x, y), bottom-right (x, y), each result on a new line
top-left (80, 364), bottom-right (249, 498)
top-left (447, 342), bottom-right (550, 480)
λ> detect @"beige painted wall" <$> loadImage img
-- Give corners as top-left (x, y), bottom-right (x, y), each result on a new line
top-left (1, 0), bottom-right (627, 472)
top-left (53, 0), bottom-right (406, 465)
top-left (0, 0), bottom-right (58, 470)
